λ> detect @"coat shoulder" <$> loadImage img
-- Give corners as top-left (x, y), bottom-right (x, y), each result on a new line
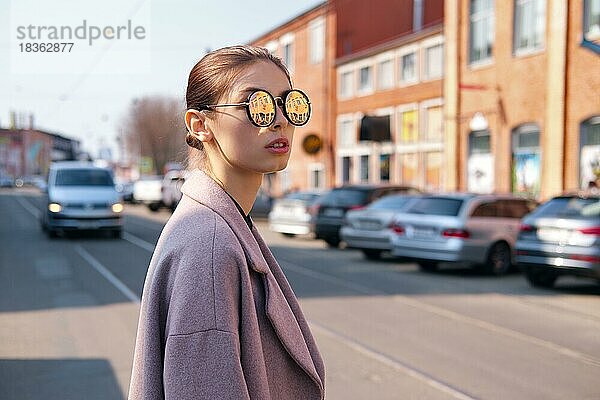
top-left (147, 198), bottom-right (248, 336)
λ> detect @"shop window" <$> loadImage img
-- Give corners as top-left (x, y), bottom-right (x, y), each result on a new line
top-left (467, 130), bottom-right (494, 193)
top-left (512, 124), bottom-right (541, 197)
top-left (580, 116), bottom-right (600, 188)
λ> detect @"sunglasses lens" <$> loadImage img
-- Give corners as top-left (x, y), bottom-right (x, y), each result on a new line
top-left (248, 90), bottom-right (275, 127)
top-left (285, 90), bottom-right (311, 126)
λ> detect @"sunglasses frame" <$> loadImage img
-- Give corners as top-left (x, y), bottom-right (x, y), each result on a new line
top-left (200, 88), bottom-right (311, 128)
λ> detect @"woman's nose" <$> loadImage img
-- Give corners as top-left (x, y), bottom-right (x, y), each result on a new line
top-left (269, 100), bottom-right (289, 131)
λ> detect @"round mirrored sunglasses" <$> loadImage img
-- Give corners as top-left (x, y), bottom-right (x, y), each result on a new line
top-left (201, 89), bottom-right (311, 128)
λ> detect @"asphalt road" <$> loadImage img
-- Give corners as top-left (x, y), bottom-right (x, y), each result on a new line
top-left (1, 188), bottom-right (600, 400)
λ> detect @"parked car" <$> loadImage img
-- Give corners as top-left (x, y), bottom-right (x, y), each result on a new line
top-left (268, 190), bottom-right (324, 236)
top-left (250, 188), bottom-right (273, 218)
top-left (40, 161), bottom-right (123, 238)
top-left (340, 194), bottom-right (421, 259)
top-left (162, 170), bottom-right (187, 211)
top-left (0, 175), bottom-right (14, 188)
top-left (115, 179), bottom-right (134, 203)
top-left (313, 184), bottom-right (420, 247)
top-left (133, 175), bottom-right (163, 211)
top-left (390, 194), bottom-right (537, 274)
top-left (516, 193), bottom-right (600, 288)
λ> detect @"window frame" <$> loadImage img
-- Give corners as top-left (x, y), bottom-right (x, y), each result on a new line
top-left (421, 36), bottom-right (444, 81)
top-left (513, 0), bottom-right (546, 56)
top-left (469, 0), bottom-right (495, 65)
top-left (397, 44), bottom-right (419, 86)
top-left (308, 17), bottom-right (325, 64)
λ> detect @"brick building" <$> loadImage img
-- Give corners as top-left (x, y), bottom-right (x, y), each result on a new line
top-left (0, 128), bottom-right (80, 179)
top-left (333, 0), bottom-right (446, 190)
top-left (444, 0), bottom-right (600, 199)
top-left (250, 2), bottom-right (336, 195)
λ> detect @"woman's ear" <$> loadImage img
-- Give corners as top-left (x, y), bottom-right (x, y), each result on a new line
top-left (185, 109), bottom-right (214, 143)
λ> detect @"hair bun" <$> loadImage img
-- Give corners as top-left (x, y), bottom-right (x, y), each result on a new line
top-left (185, 133), bottom-right (204, 150)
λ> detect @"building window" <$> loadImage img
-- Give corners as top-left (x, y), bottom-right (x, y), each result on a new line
top-left (467, 130), bottom-right (494, 193)
top-left (584, 0), bottom-right (600, 39)
top-left (282, 41), bottom-right (294, 72)
top-left (338, 119), bottom-right (355, 147)
top-left (425, 152), bottom-right (442, 190)
top-left (309, 17), bottom-right (325, 64)
top-left (339, 71), bottom-right (354, 99)
top-left (512, 124), bottom-right (541, 197)
top-left (380, 154), bottom-right (391, 181)
top-left (469, 0), bottom-right (495, 63)
top-left (580, 116), bottom-right (600, 189)
top-left (400, 153), bottom-right (419, 186)
top-left (360, 155), bottom-right (369, 182)
top-left (309, 163), bottom-right (325, 189)
top-left (423, 105), bottom-right (443, 142)
top-left (358, 65), bottom-right (373, 93)
top-left (265, 40), bottom-right (278, 54)
top-left (377, 59), bottom-right (394, 90)
top-left (342, 156), bottom-right (352, 183)
top-left (399, 109), bottom-right (418, 143)
top-left (424, 43), bottom-right (443, 79)
top-left (413, 0), bottom-right (423, 31)
top-left (514, 0), bottom-right (546, 54)
top-left (400, 52), bottom-right (417, 83)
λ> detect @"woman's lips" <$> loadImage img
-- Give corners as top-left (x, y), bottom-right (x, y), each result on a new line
top-left (265, 138), bottom-right (289, 154)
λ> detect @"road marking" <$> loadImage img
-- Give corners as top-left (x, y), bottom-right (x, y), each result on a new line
top-left (310, 322), bottom-right (479, 400)
top-left (14, 195), bottom-right (41, 219)
top-left (75, 245), bottom-right (140, 304)
top-left (123, 232), bottom-right (156, 252)
top-left (281, 258), bottom-right (600, 368)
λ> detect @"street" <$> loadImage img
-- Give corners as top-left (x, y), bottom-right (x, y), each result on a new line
top-left (1, 188), bottom-right (600, 400)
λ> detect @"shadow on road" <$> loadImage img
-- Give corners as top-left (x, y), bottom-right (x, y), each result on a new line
top-left (0, 358), bottom-right (124, 400)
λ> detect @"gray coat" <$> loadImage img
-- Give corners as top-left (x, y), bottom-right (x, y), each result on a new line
top-left (128, 170), bottom-right (325, 399)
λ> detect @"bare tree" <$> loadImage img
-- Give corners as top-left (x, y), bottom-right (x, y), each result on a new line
top-left (121, 96), bottom-right (187, 174)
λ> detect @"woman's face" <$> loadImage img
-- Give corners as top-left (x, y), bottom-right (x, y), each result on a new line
top-left (207, 60), bottom-right (295, 175)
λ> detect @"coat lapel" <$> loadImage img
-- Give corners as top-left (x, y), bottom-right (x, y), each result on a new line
top-left (180, 170), bottom-right (324, 396)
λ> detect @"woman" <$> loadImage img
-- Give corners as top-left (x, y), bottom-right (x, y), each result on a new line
top-left (128, 45), bottom-right (325, 399)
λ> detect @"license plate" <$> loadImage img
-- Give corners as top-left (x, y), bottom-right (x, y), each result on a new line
top-left (324, 208), bottom-right (344, 217)
top-left (78, 221), bottom-right (99, 229)
top-left (358, 221), bottom-right (380, 230)
top-left (537, 228), bottom-right (569, 242)
top-left (412, 227), bottom-right (435, 238)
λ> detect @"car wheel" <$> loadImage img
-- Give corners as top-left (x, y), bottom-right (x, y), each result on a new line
top-left (524, 266), bottom-right (558, 288)
top-left (281, 233), bottom-right (296, 238)
top-left (418, 261), bottom-right (439, 272)
top-left (148, 203), bottom-right (160, 212)
top-left (324, 237), bottom-right (340, 248)
top-left (47, 229), bottom-right (58, 239)
top-left (110, 229), bottom-right (122, 239)
top-left (362, 249), bottom-right (382, 260)
top-left (485, 242), bottom-right (512, 275)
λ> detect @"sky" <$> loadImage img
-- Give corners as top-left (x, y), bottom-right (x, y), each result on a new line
top-left (0, 0), bottom-right (324, 158)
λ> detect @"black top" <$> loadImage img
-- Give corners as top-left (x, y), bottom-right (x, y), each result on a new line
top-left (225, 191), bottom-right (253, 230)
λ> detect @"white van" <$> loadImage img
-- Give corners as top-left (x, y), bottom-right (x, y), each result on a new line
top-left (41, 161), bottom-right (123, 238)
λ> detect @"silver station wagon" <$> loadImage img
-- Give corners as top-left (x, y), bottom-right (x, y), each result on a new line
top-left (390, 194), bottom-right (537, 275)
top-left (516, 194), bottom-right (600, 288)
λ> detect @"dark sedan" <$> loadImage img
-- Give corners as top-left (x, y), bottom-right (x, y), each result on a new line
top-left (313, 184), bottom-right (420, 247)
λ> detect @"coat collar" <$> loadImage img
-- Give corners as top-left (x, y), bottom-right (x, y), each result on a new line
top-left (180, 169), bottom-right (269, 274)
top-left (180, 170), bottom-right (324, 397)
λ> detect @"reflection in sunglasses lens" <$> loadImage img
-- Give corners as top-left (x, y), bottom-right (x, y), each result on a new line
top-left (248, 91), bottom-right (275, 126)
top-left (285, 90), bottom-right (310, 126)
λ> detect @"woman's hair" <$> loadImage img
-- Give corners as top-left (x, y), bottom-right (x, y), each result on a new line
top-left (185, 45), bottom-right (292, 170)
